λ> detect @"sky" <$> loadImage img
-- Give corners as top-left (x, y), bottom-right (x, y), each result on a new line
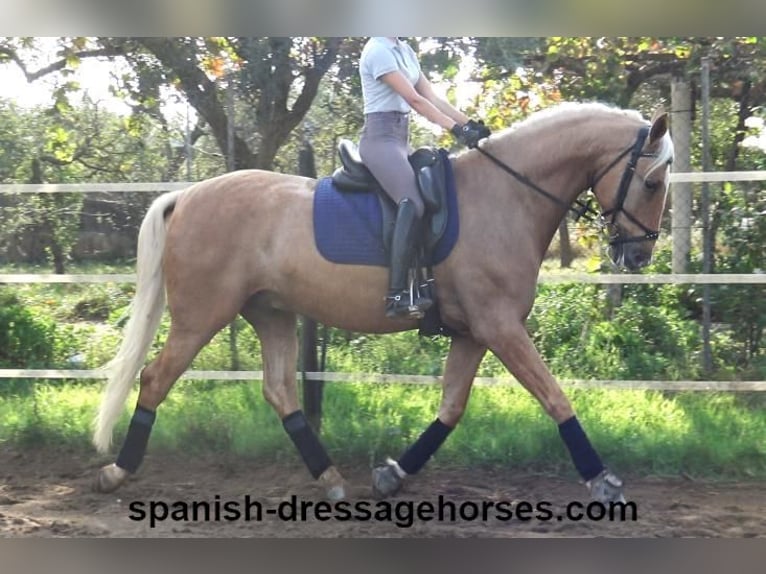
top-left (743, 116), bottom-right (766, 151)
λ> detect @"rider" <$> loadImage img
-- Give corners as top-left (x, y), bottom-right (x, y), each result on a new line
top-left (358, 37), bottom-right (490, 319)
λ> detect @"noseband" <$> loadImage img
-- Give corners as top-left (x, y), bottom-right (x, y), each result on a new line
top-left (590, 125), bottom-right (660, 246)
top-left (476, 124), bottom-right (663, 246)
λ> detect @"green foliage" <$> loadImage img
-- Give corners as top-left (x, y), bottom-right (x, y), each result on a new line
top-left (0, 96), bottom-right (180, 271)
top-left (707, 182), bottom-right (765, 371)
top-left (0, 288), bottom-right (57, 368)
top-left (326, 331), bottom-right (450, 376)
top-left (528, 283), bottom-right (703, 381)
top-left (71, 290), bottom-right (114, 321)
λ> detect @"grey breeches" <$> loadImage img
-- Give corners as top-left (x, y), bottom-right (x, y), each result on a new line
top-left (358, 111), bottom-right (424, 217)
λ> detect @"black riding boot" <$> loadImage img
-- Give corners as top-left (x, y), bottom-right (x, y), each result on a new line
top-left (385, 198), bottom-right (433, 319)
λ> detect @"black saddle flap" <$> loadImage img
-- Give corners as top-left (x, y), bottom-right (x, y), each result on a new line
top-left (408, 148), bottom-right (443, 213)
top-left (409, 148), bottom-right (448, 251)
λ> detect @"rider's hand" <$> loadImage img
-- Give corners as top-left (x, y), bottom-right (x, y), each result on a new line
top-left (450, 122), bottom-right (484, 149)
top-left (466, 119), bottom-right (491, 140)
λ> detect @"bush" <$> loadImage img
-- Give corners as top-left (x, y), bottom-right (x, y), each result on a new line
top-left (326, 330), bottom-right (450, 376)
top-left (0, 288), bottom-right (57, 368)
top-left (528, 283), bottom-right (702, 380)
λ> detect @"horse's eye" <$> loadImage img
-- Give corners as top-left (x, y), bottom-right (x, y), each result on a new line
top-left (644, 179), bottom-right (660, 192)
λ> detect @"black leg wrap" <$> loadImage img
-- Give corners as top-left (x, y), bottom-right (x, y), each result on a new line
top-left (558, 416), bottom-right (604, 482)
top-left (398, 418), bottom-right (453, 475)
top-left (115, 406), bottom-right (156, 474)
top-left (282, 410), bottom-right (332, 479)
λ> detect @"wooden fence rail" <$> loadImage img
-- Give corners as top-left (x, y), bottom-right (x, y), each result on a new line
top-left (0, 369), bottom-right (764, 391)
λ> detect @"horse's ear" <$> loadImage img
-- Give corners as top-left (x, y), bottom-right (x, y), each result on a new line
top-left (649, 107), bottom-right (669, 143)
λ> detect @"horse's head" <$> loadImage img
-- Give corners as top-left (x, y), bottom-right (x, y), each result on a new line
top-left (590, 109), bottom-right (674, 271)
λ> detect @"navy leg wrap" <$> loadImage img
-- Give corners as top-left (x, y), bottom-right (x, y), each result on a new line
top-left (115, 406), bottom-right (156, 474)
top-left (398, 418), bottom-right (453, 475)
top-left (558, 416), bottom-right (604, 481)
top-left (282, 410), bottom-right (332, 479)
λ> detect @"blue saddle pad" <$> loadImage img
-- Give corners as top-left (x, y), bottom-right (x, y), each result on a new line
top-left (313, 150), bottom-right (459, 267)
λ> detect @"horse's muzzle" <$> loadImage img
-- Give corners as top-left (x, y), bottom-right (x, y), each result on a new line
top-left (609, 242), bottom-right (653, 271)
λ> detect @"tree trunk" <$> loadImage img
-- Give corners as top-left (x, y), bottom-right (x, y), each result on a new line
top-left (558, 220), bottom-right (573, 268)
top-left (49, 230), bottom-right (67, 275)
top-left (229, 319), bottom-right (240, 371)
top-left (30, 158), bottom-right (67, 274)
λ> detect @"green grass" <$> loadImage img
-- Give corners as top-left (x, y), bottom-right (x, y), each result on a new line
top-left (1, 380), bottom-right (765, 479)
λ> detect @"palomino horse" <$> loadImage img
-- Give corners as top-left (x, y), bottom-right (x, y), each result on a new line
top-left (93, 102), bottom-right (673, 504)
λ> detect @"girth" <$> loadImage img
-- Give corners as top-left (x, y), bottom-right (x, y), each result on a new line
top-left (331, 139), bottom-right (449, 256)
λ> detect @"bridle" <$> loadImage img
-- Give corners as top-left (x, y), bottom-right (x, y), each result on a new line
top-left (476, 124), bottom-right (664, 246)
top-left (589, 125), bottom-right (662, 246)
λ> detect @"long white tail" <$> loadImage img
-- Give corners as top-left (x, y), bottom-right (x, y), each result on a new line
top-left (93, 188), bottom-right (186, 453)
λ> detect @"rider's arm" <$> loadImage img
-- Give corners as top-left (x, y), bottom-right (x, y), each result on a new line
top-left (379, 70), bottom-right (463, 132)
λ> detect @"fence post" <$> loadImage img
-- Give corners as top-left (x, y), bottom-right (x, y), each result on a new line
top-left (670, 74), bottom-right (693, 273)
top-left (298, 137), bottom-right (324, 431)
top-left (700, 58), bottom-right (713, 375)
top-left (226, 71), bottom-right (241, 370)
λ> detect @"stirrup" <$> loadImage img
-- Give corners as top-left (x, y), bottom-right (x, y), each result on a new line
top-left (385, 290), bottom-right (432, 319)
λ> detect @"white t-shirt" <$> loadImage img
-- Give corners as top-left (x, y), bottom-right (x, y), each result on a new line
top-left (359, 37), bottom-right (422, 114)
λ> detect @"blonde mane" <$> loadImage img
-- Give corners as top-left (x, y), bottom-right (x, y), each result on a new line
top-left (509, 102), bottom-right (645, 132)
top-left (479, 102), bottom-right (674, 176)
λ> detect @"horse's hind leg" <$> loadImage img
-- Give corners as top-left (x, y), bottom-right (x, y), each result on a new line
top-left (95, 322), bottom-right (218, 493)
top-left (373, 335), bottom-right (486, 497)
top-left (240, 300), bottom-right (346, 501)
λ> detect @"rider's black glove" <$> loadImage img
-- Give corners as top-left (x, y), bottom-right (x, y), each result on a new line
top-left (466, 119), bottom-right (491, 140)
top-left (450, 122), bottom-right (484, 149)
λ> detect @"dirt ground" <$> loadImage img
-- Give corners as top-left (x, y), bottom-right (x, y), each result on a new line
top-left (1, 447), bottom-right (765, 538)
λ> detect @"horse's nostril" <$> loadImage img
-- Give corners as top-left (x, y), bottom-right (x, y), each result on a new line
top-left (627, 250), bottom-right (650, 269)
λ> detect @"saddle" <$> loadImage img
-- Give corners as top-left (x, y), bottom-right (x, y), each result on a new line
top-left (331, 139), bottom-right (450, 258)
top-left (330, 139), bottom-right (454, 337)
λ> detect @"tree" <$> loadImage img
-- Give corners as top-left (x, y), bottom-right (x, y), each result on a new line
top-left (1, 37), bottom-right (348, 172)
top-left (466, 37), bottom-right (766, 271)
top-left (0, 96), bottom-right (190, 269)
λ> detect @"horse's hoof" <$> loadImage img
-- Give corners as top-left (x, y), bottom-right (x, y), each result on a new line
top-left (318, 466), bottom-right (347, 501)
top-left (94, 463), bottom-right (129, 493)
top-left (586, 469), bottom-right (626, 504)
top-left (372, 459), bottom-right (404, 499)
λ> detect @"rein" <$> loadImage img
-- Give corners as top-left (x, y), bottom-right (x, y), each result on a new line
top-left (475, 146), bottom-right (600, 223)
top-left (475, 124), bottom-right (660, 245)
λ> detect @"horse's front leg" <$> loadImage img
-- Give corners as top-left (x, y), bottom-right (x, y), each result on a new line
top-left (475, 316), bottom-right (625, 504)
top-left (372, 334), bottom-right (486, 497)
top-left (240, 303), bottom-right (347, 501)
